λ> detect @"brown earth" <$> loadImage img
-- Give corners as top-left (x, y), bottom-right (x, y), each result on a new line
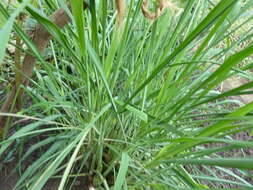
top-left (221, 77), bottom-right (253, 104)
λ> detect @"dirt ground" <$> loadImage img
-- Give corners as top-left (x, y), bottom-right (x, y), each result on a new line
top-left (196, 77), bottom-right (253, 188)
top-left (0, 127), bottom-right (89, 190)
top-left (221, 77), bottom-right (253, 104)
top-left (0, 165), bottom-right (60, 190)
top-left (0, 151), bottom-right (89, 190)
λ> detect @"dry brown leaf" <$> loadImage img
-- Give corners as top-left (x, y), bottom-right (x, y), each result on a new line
top-left (141, 0), bottom-right (180, 20)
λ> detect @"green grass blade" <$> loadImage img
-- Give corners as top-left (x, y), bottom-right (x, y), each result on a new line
top-left (113, 152), bottom-right (130, 190)
top-left (164, 158), bottom-right (253, 170)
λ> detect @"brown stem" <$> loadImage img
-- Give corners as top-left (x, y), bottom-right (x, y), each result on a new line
top-left (141, 0), bottom-right (178, 20)
top-left (14, 15), bottom-right (25, 110)
top-left (115, 0), bottom-right (126, 29)
top-left (0, 3), bottom-right (88, 128)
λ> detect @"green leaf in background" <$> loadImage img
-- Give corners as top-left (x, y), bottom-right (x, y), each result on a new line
top-left (0, 11), bottom-right (5, 28)
top-left (0, 0), bottom-right (30, 63)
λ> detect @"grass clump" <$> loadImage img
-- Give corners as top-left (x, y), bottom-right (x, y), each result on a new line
top-left (0, 0), bottom-right (253, 189)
